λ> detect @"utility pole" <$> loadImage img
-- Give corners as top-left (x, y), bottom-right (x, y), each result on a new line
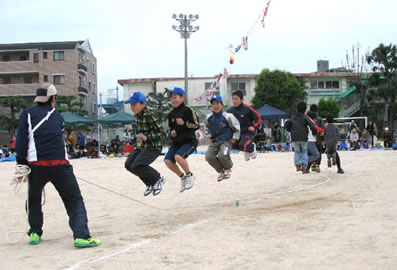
top-left (172, 13), bottom-right (199, 104)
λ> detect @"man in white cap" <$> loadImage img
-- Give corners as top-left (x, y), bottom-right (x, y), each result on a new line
top-left (15, 83), bottom-right (101, 248)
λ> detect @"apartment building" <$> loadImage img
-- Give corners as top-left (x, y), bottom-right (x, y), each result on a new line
top-left (0, 39), bottom-right (98, 118)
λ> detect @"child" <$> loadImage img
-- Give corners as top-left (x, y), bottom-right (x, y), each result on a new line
top-left (205, 95), bottom-right (240, 182)
top-left (164, 87), bottom-right (200, 192)
top-left (124, 92), bottom-right (165, 196)
top-left (285, 102), bottom-right (317, 173)
top-left (325, 115), bottom-right (339, 167)
top-left (227, 90), bottom-right (262, 161)
top-left (306, 111), bottom-right (323, 173)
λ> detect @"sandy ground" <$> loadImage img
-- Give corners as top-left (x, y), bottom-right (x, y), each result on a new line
top-left (1, 147), bottom-right (397, 270)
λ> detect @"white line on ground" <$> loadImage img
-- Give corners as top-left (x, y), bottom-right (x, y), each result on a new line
top-left (64, 220), bottom-right (209, 270)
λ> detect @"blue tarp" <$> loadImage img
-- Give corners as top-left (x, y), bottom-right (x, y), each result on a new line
top-left (0, 156), bottom-right (16, 162)
top-left (256, 104), bottom-right (289, 119)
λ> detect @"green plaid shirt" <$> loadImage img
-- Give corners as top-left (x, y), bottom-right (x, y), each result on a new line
top-left (135, 107), bottom-right (164, 151)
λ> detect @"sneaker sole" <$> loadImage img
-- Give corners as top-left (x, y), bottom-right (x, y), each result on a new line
top-left (29, 241), bottom-right (40, 245)
top-left (74, 243), bottom-right (101, 248)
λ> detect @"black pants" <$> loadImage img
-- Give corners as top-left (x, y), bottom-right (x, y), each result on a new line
top-left (124, 148), bottom-right (161, 187)
top-left (234, 133), bottom-right (255, 153)
top-left (28, 165), bottom-right (90, 239)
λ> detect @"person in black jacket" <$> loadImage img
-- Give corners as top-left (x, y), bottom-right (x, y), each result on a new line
top-left (285, 101), bottom-right (317, 173)
top-left (15, 83), bottom-right (101, 248)
top-left (164, 87), bottom-right (199, 192)
top-left (227, 90), bottom-right (262, 161)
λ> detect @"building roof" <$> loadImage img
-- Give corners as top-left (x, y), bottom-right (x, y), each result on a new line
top-left (0, 41), bottom-right (85, 51)
top-left (117, 74), bottom-right (258, 85)
top-left (294, 72), bottom-right (360, 78)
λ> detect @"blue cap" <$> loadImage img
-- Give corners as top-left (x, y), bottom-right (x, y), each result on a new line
top-left (124, 92), bottom-right (147, 104)
top-left (210, 95), bottom-right (223, 104)
top-left (170, 87), bottom-right (185, 96)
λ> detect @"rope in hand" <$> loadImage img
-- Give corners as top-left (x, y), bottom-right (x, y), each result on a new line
top-left (10, 164), bottom-right (31, 193)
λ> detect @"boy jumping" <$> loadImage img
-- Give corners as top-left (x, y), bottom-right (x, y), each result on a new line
top-left (205, 95), bottom-right (240, 182)
top-left (124, 92), bottom-right (165, 196)
top-left (164, 87), bottom-right (200, 192)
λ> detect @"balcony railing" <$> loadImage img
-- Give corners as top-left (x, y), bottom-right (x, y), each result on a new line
top-left (78, 86), bottom-right (88, 95)
top-left (77, 64), bottom-right (87, 73)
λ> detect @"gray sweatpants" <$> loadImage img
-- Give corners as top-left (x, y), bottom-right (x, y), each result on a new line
top-left (205, 141), bottom-right (233, 173)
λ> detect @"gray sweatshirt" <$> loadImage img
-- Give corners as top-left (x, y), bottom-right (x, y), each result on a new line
top-left (325, 124), bottom-right (339, 146)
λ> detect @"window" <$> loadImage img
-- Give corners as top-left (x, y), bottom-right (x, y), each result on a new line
top-left (24, 77), bottom-right (32, 84)
top-left (53, 51), bottom-right (64, 61)
top-left (332, 81), bottom-right (339, 88)
top-left (326, 81), bottom-right (332, 89)
top-left (310, 81), bottom-right (318, 89)
top-left (43, 52), bottom-right (47, 59)
top-left (20, 55), bottom-right (27, 61)
top-left (92, 63), bottom-right (96, 74)
top-left (204, 82), bottom-right (220, 96)
top-left (2, 55), bottom-right (10, 62)
top-left (3, 77), bottom-right (11, 84)
top-left (318, 81), bottom-right (325, 89)
top-left (88, 82), bottom-right (91, 92)
top-left (93, 83), bottom-right (96, 94)
top-left (54, 75), bottom-right (65, 84)
top-left (33, 53), bottom-right (39, 63)
top-left (231, 81), bottom-right (247, 96)
top-left (43, 75), bottom-right (48, 82)
top-left (92, 103), bottom-right (97, 114)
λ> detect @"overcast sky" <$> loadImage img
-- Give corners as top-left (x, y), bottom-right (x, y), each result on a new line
top-left (1, 0), bottom-right (396, 99)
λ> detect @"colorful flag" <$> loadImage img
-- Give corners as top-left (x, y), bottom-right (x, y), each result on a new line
top-left (217, 73), bottom-right (223, 82)
top-left (242, 36), bottom-right (248, 50)
top-left (230, 56), bottom-right (235, 64)
top-left (235, 45), bottom-right (241, 53)
top-left (223, 68), bottom-right (230, 78)
top-left (226, 44), bottom-right (235, 55)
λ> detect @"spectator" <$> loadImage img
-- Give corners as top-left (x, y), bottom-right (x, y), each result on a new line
top-left (366, 121), bottom-right (377, 147)
top-left (123, 142), bottom-right (134, 154)
top-left (86, 131), bottom-right (93, 144)
top-left (10, 135), bottom-right (16, 153)
top-left (350, 128), bottom-right (359, 150)
top-left (360, 128), bottom-right (371, 149)
top-left (68, 130), bottom-right (77, 147)
top-left (77, 131), bottom-right (85, 149)
top-left (383, 127), bottom-right (392, 149)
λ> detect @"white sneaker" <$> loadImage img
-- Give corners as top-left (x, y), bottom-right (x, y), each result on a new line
top-left (180, 176), bottom-right (186, 193)
top-left (153, 176), bottom-right (165, 196)
top-left (251, 143), bottom-right (257, 159)
top-left (143, 185), bottom-right (152, 196)
top-left (244, 151), bottom-right (251, 161)
top-left (184, 173), bottom-right (195, 190)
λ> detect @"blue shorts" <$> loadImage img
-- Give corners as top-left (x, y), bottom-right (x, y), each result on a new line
top-left (164, 143), bottom-right (196, 163)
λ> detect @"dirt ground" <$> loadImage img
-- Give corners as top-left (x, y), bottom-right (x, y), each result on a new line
top-left (1, 148), bottom-right (397, 270)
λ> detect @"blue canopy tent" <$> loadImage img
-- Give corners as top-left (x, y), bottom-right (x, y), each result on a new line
top-left (256, 104), bottom-right (289, 120)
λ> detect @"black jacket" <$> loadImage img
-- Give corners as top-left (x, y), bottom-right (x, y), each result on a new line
top-left (168, 103), bottom-right (199, 146)
top-left (227, 103), bottom-right (262, 134)
top-left (285, 113), bottom-right (317, 142)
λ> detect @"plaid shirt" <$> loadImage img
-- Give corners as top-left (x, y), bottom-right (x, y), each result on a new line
top-left (135, 107), bottom-right (164, 151)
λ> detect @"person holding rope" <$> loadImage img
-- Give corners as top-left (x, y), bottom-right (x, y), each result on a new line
top-left (15, 83), bottom-right (101, 248)
top-left (124, 92), bottom-right (165, 196)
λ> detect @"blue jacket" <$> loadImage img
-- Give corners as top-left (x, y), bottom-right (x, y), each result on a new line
top-left (16, 104), bottom-right (68, 165)
top-left (205, 110), bottom-right (240, 142)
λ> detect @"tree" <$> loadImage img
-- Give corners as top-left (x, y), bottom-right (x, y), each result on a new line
top-left (317, 98), bottom-right (340, 118)
top-left (0, 96), bottom-right (29, 135)
top-left (56, 95), bottom-right (87, 116)
top-left (252, 69), bottom-right (305, 115)
top-left (146, 89), bottom-right (172, 122)
top-left (344, 44), bottom-right (373, 116)
top-left (367, 43), bottom-right (397, 129)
